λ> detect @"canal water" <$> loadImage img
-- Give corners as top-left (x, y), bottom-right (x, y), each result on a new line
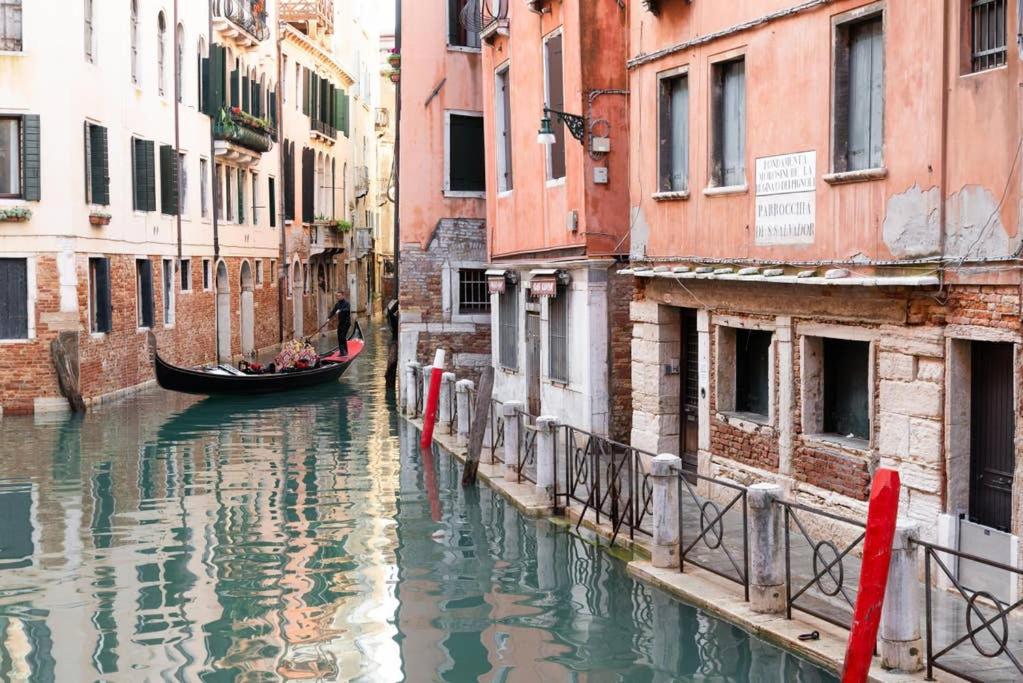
top-left (0, 320), bottom-right (837, 682)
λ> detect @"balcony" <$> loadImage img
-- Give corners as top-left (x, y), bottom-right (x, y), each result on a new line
top-left (213, 107), bottom-right (273, 167)
top-left (311, 119), bottom-right (337, 144)
top-left (280, 0), bottom-right (334, 36)
top-left (212, 0), bottom-right (269, 47)
top-left (480, 1), bottom-right (509, 43)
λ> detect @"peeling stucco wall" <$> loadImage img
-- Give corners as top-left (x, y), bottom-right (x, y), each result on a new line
top-left (630, 205), bottom-right (649, 260)
top-left (882, 184), bottom-right (942, 258)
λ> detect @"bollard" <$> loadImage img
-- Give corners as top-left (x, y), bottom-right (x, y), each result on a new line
top-left (455, 379), bottom-right (474, 446)
top-left (502, 401), bottom-right (524, 481)
top-left (437, 372), bottom-right (456, 435)
top-left (880, 521), bottom-right (923, 672)
top-left (748, 482), bottom-right (785, 613)
top-left (405, 362), bottom-right (421, 418)
top-left (535, 416), bottom-right (559, 507)
top-left (651, 454), bottom-right (682, 569)
top-left (420, 351), bottom-right (445, 449)
top-left (421, 365), bottom-right (433, 419)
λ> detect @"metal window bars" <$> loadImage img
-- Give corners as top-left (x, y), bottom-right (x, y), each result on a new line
top-left (971, 0), bottom-right (1007, 72)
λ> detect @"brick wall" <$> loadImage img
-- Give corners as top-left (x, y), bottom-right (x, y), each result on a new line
top-left (793, 443), bottom-right (871, 500)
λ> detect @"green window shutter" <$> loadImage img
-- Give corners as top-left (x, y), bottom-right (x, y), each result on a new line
top-left (207, 45), bottom-right (225, 115)
top-left (89, 124), bottom-right (109, 205)
top-left (21, 115), bottom-right (41, 201)
top-left (302, 68), bottom-right (311, 116)
top-left (241, 75), bottom-right (250, 112)
top-left (334, 88), bottom-right (343, 130)
top-left (83, 122), bottom-right (90, 202)
top-left (144, 140), bottom-right (156, 212)
top-left (159, 144), bottom-right (178, 215)
top-left (132, 138), bottom-right (143, 211)
top-left (343, 93), bottom-right (350, 137)
top-left (230, 68), bottom-right (239, 108)
top-left (269, 89), bottom-right (277, 129)
top-left (268, 177), bottom-right (276, 227)
top-left (95, 258), bottom-right (111, 333)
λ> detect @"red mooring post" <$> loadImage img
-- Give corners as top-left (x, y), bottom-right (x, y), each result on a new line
top-left (842, 468), bottom-right (901, 683)
top-left (420, 349), bottom-right (445, 450)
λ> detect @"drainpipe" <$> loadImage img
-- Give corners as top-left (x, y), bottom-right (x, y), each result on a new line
top-left (393, 0), bottom-right (401, 301)
top-left (276, 18), bottom-right (287, 343)
top-left (174, 0), bottom-right (182, 265)
top-left (208, 0), bottom-right (221, 361)
top-left (938, 0), bottom-right (950, 287)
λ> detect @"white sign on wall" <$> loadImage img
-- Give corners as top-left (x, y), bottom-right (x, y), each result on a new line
top-left (754, 151), bottom-right (816, 245)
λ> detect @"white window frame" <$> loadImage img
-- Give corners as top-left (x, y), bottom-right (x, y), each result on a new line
top-left (444, 261), bottom-right (491, 324)
top-left (199, 157), bottom-right (209, 219)
top-left (443, 109), bottom-right (486, 199)
top-left (542, 27), bottom-right (566, 187)
top-left (255, 259), bottom-right (263, 287)
top-left (161, 257), bottom-right (175, 326)
top-left (494, 61), bottom-right (513, 194)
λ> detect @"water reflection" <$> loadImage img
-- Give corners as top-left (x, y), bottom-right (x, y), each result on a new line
top-left (0, 321), bottom-right (834, 681)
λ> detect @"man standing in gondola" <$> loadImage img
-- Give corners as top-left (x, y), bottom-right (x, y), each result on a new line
top-left (329, 292), bottom-right (352, 357)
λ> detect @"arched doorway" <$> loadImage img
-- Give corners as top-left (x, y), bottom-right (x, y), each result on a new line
top-left (239, 261), bottom-right (254, 356)
top-left (216, 261), bottom-right (231, 363)
top-left (291, 261), bottom-right (303, 338)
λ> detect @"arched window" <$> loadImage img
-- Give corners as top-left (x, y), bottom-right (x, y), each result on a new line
top-left (259, 73), bottom-right (267, 119)
top-left (197, 36), bottom-right (206, 108)
top-left (157, 11), bottom-right (167, 96)
top-left (249, 67), bottom-right (257, 115)
top-left (130, 0), bottom-right (139, 84)
top-left (175, 23), bottom-right (184, 102)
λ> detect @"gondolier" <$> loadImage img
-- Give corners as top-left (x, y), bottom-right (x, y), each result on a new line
top-left (329, 293), bottom-right (352, 357)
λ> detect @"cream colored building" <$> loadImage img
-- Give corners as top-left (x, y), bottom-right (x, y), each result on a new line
top-left (375, 33), bottom-right (397, 304)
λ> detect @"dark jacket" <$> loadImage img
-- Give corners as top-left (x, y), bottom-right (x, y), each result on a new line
top-left (330, 298), bottom-right (351, 321)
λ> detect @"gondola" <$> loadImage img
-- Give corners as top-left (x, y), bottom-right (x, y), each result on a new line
top-left (154, 321), bottom-right (364, 396)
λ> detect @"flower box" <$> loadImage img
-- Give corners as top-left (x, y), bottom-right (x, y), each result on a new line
top-left (0, 208), bottom-right (31, 222)
top-left (388, 52), bottom-right (400, 67)
top-left (89, 212), bottom-right (111, 226)
top-left (389, 69), bottom-right (400, 84)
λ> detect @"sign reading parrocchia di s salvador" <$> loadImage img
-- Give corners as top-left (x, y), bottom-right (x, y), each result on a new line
top-left (754, 151), bottom-right (816, 246)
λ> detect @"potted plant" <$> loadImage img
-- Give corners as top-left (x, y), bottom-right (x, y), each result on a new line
top-left (389, 67), bottom-right (400, 84)
top-left (89, 210), bottom-right (112, 226)
top-left (0, 207), bottom-right (31, 222)
top-left (387, 49), bottom-right (400, 68)
top-left (333, 219), bottom-right (353, 234)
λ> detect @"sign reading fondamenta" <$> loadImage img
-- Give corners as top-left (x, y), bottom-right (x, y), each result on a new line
top-left (754, 151), bottom-right (816, 245)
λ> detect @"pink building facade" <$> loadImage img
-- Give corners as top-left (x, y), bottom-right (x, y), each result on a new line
top-left (627, 0), bottom-right (1023, 571)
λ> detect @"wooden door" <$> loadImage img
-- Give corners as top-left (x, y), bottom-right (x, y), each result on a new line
top-left (970, 341), bottom-right (1015, 532)
top-left (679, 309), bottom-right (699, 474)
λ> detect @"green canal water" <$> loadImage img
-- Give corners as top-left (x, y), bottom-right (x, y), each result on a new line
top-left (0, 320), bottom-right (837, 681)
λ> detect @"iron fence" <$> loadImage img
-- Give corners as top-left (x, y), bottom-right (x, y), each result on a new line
top-left (781, 501), bottom-right (865, 630)
top-left (677, 472), bottom-right (749, 600)
top-left (916, 538), bottom-right (1023, 681)
top-left (516, 411), bottom-right (538, 483)
top-left (489, 398), bottom-right (505, 463)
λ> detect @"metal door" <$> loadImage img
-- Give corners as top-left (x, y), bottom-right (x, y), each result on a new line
top-left (969, 341), bottom-right (1014, 531)
top-left (526, 312), bottom-right (541, 416)
top-left (679, 309), bottom-right (699, 475)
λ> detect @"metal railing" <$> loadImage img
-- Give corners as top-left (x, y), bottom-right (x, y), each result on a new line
top-left (213, 0), bottom-right (270, 42)
top-left (782, 501), bottom-right (865, 630)
top-left (917, 538), bottom-right (1023, 681)
top-left (678, 472), bottom-right (749, 600)
top-left (279, 0), bottom-right (334, 34)
top-left (516, 411), bottom-right (538, 483)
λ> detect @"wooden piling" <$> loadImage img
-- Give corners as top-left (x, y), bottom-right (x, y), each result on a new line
top-left (462, 365), bottom-right (494, 486)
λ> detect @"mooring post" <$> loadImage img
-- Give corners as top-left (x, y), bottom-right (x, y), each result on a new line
top-left (405, 362), bottom-right (421, 417)
top-left (651, 454), bottom-right (681, 569)
top-left (437, 372), bottom-right (455, 435)
top-left (502, 401), bottom-right (523, 481)
top-left (421, 365), bottom-right (433, 420)
top-left (748, 482), bottom-right (785, 613)
top-left (880, 520), bottom-right (923, 672)
top-left (455, 379), bottom-right (473, 446)
top-left (535, 416), bottom-right (559, 507)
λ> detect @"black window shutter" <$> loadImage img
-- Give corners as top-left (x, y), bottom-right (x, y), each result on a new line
top-left (269, 176), bottom-right (277, 227)
top-left (132, 138), bottom-right (143, 211)
top-left (283, 140), bottom-right (295, 220)
top-left (21, 115), bottom-right (41, 201)
top-left (241, 74), bottom-right (250, 112)
top-left (269, 89), bottom-right (277, 129)
top-left (449, 115), bottom-right (485, 192)
top-left (301, 147), bottom-right (314, 223)
top-left (0, 258), bottom-right (29, 340)
top-left (334, 88), bottom-right (343, 130)
top-left (143, 140), bottom-right (157, 212)
top-left (206, 46), bottom-right (225, 115)
top-left (94, 258), bottom-right (111, 333)
top-left (159, 144), bottom-right (178, 215)
top-left (230, 68), bottom-right (239, 108)
top-left (138, 260), bottom-right (154, 328)
top-left (90, 124), bottom-right (110, 205)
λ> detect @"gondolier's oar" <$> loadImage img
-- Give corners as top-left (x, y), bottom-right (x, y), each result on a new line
top-left (304, 319), bottom-right (332, 344)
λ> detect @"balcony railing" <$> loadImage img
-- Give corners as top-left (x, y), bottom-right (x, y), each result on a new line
top-left (214, 107), bottom-right (273, 156)
top-left (213, 0), bottom-right (269, 44)
top-left (279, 0), bottom-right (334, 35)
top-left (311, 118), bottom-right (336, 141)
top-left (479, 0), bottom-right (510, 42)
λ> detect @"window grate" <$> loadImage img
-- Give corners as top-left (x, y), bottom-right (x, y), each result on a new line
top-left (549, 286), bottom-right (569, 382)
top-left (458, 269), bottom-right (490, 314)
top-left (971, 0), bottom-right (1007, 72)
top-left (499, 284), bottom-right (518, 369)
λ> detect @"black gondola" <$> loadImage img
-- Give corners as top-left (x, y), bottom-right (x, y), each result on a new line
top-left (154, 322), bottom-right (365, 396)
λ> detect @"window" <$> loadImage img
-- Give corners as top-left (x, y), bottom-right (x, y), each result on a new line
top-left (214, 163), bottom-right (223, 220)
top-left (197, 37), bottom-right (206, 108)
top-left (834, 14), bottom-right (883, 172)
top-left (802, 336), bottom-right (871, 443)
top-left (1, 115), bottom-right (39, 200)
top-left (544, 32), bottom-right (566, 181)
top-left (0, 0), bottom-right (22, 52)
top-left (130, 0), bottom-right (139, 84)
top-left (199, 158), bottom-right (209, 217)
top-left (202, 258), bottom-right (211, 290)
top-left (159, 144), bottom-right (179, 215)
top-left (84, 0), bottom-right (94, 62)
top-left (251, 171), bottom-right (258, 225)
top-left (132, 137), bottom-right (156, 212)
top-left (448, 0), bottom-right (481, 48)
top-left (268, 176), bottom-right (276, 227)
top-left (226, 165), bottom-right (234, 221)
top-left (495, 65), bottom-right (513, 192)
top-left (499, 284), bottom-right (518, 370)
top-left (711, 57), bottom-right (746, 187)
top-left (180, 258), bottom-right (191, 291)
top-left (84, 122), bottom-right (110, 205)
top-left (303, 263), bottom-right (309, 294)
top-left (136, 259), bottom-right (154, 329)
top-left (969, 0), bottom-right (1007, 72)
top-left (178, 152), bottom-right (187, 214)
top-left (295, 62), bottom-right (301, 110)
top-left (458, 269), bottom-right (489, 315)
top-left (735, 329), bottom-right (771, 417)
top-left (89, 257), bottom-right (111, 333)
top-left (161, 258), bottom-right (174, 325)
top-left (0, 258), bottom-right (28, 339)
top-left (157, 12), bottom-right (167, 97)
top-left (176, 23), bottom-right (184, 102)
top-left (549, 286), bottom-right (568, 383)
top-left (269, 259), bottom-right (276, 284)
top-left (255, 260), bottom-right (263, 285)
top-left (237, 168), bottom-right (245, 224)
top-left (446, 113), bottom-right (485, 194)
top-left (659, 72), bottom-right (689, 192)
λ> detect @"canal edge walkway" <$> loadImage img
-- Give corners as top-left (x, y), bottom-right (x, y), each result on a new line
top-left (404, 414), bottom-right (927, 683)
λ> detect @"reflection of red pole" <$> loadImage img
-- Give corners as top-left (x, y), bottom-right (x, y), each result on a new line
top-left (420, 349), bottom-right (445, 450)
top-left (842, 468), bottom-right (901, 683)
top-left (421, 443), bottom-right (442, 522)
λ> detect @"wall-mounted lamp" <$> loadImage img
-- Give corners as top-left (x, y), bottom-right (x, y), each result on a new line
top-left (537, 107), bottom-right (587, 145)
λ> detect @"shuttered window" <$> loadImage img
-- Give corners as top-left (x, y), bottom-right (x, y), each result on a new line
top-left (659, 73), bottom-right (689, 192)
top-left (132, 137), bottom-right (156, 212)
top-left (84, 122), bottom-right (110, 205)
top-left (214, 163), bottom-right (223, 220)
top-left (0, 116), bottom-right (21, 197)
top-left (495, 66), bottom-right (513, 192)
top-left (447, 114), bottom-right (485, 193)
top-left (548, 286), bottom-right (569, 383)
top-left (203, 44), bottom-right (227, 116)
top-left (136, 259), bottom-right (154, 329)
top-left (159, 144), bottom-right (179, 215)
top-left (499, 284), bottom-right (518, 370)
top-left (180, 258), bottom-right (191, 292)
top-left (834, 15), bottom-right (884, 172)
top-left (283, 141), bottom-right (295, 221)
top-left (0, 258), bottom-right (28, 339)
top-left (0, 0), bottom-right (22, 52)
top-left (544, 33), bottom-right (566, 180)
top-left (237, 167), bottom-right (245, 224)
top-left (88, 257), bottom-right (111, 333)
top-left (301, 147), bottom-right (314, 223)
top-left (268, 176), bottom-right (277, 227)
top-left (226, 165), bottom-right (234, 221)
top-left (711, 57), bottom-right (746, 187)
top-left (202, 259), bottom-right (211, 290)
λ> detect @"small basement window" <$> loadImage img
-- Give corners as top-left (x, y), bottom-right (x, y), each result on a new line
top-left (458, 268), bottom-right (490, 314)
top-left (802, 335), bottom-right (872, 444)
top-left (717, 326), bottom-right (772, 421)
